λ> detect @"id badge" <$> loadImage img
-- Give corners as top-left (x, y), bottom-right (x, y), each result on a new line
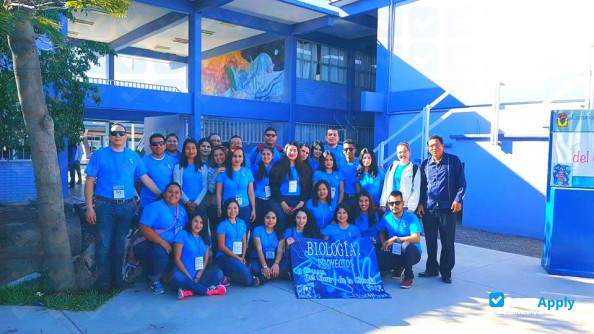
top-left (264, 186), bottom-right (271, 198)
top-left (331, 187), bottom-right (336, 199)
top-left (288, 180), bottom-right (298, 193)
top-left (265, 249), bottom-right (275, 260)
top-left (194, 256), bottom-right (204, 271)
top-left (233, 241), bottom-right (243, 255)
top-left (113, 185), bottom-right (125, 200)
top-left (392, 242), bottom-right (402, 255)
top-left (236, 196), bottom-right (243, 206)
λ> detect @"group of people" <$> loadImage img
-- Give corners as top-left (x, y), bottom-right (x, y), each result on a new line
top-left (85, 123), bottom-right (466, 299)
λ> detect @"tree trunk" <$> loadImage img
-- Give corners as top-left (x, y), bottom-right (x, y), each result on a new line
top-left (8, 18), bottom-right (75, 291)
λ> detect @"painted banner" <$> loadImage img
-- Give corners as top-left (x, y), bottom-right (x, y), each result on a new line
top-left (550, 110), bottom-right (594, 188)
top-left (290, 238), bottom-right (391, 299)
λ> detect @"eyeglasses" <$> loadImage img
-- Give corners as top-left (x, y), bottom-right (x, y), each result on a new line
top-left (265, 133), bottom-right (277, 137)
top-left (343, 147), bottom-right (354, 152)
top-left (109, 131), bottom-right (126, 137)
top-left (150, 141), bottom-right (165, 147)
top-left (388, 201), bottom-right (403, 206)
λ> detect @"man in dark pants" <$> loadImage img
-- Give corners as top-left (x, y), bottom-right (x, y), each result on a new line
top-left (417, 135), bottom-right (466, 284)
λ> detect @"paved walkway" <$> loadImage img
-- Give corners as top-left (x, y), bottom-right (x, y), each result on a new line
top-left (2, 241), bottom-right (593, 333)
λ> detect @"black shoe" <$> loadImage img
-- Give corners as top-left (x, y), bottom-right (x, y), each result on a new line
top-left (441, 277), bottom-right (452, 284)
top-left (418, 271), bottom-right (439, 277)
top-left (76, 180), bottom-right (82, 184)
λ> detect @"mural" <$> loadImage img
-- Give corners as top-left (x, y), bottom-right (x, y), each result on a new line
top-left (202, 40), bottom-right (284, 102)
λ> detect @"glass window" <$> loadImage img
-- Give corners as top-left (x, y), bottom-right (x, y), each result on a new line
top-left (297, 39), bottom-right (347, 85)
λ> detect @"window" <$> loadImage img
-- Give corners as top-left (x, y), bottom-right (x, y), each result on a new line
top-left (297, 40), bottom-right (347, 85)
top-left (355, 52), bottom-right (376, 91)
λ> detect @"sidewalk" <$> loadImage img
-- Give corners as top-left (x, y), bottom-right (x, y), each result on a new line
top-left (2, 241), bottom-right (593, 333)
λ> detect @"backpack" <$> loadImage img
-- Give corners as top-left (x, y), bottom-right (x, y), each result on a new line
top-left (256, 143), bottom-right (283, 156)
top-left (388, 163), bottom-right (419, 186)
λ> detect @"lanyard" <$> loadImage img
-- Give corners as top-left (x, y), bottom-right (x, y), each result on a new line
top-left (191, 233), bottom-right (203, 256)
top-left (170, 205), bottom-right (179, 226)
top-left (110, 148), bottom-right (128, 183)
top-left (230, 220), bottom-right (242, 242)
top-left (265, 229), bottom-right (276, 249)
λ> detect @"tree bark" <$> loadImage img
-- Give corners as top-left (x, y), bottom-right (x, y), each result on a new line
top-left (8, 18), bottom-right (75, 291)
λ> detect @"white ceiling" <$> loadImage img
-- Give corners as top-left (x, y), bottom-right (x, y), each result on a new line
top-left (68, 0), bottom-right (375, 58)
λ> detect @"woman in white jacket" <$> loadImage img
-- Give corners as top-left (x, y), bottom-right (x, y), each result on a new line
top-left (380, 142), bottom-right (420, 212)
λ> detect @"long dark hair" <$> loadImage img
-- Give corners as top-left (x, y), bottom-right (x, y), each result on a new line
top-left (184, 214), bottom-right (210, 245)
top-left (220, 198), bottom-right (240, 222)
top-left (311, 180), bottom-right (332, 206)
top-left (311, 140), bottom-right (324, 161)
top-left (356, 148), bottom-right (379, 179)
top-left (255, 146), bottom-right (273, 181)
top-left (271, 142), bottom-right (310, 189)
top-left (333, 202), bottom-right (353, 225)
top-left (355, 190), bottom-right (377, 228)
top-left (225, 148), bottom-right (246, 179)
top-left (179, 138), bottom-right (202, 171)
top-left (318, 151), bottom-right (339, 171)
top-left (197, 137), bottom-right (212, 159)
top-left (289, 208), bottom-right (320, 239)
top-left (262, 210), bottom-right (284, 241)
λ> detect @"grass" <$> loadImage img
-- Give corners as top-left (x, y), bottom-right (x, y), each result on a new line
top-left (0, 275), bottom-right (121, 312)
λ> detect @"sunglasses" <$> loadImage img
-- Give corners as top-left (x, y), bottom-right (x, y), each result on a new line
top-left (265, 133), bottom-right (277, 137)
top-left (388, 201), bottom-right (403, 206)
top-left (150, 141), bottom-right (165, 147)
top-left (110, 131), bottom-right (126, 137)
top-left (343, 147), bottom-right (355, 152)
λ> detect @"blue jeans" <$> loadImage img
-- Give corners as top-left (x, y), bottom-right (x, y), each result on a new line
top-left (134, 240), bottom-right (171, 282)
top-left (238, 205), bottom-right (251, 227)
top-left (171, 269), bottom-right (223, 295)
top-left (249, 257), bottom-right (290, 283)
top-left (269, 196), bottom-right (300, 232)
top-left (216, 255), bottom-right (254, 286)
top-left (94, 200), bottom-right (136, 290)
top-left (254, 198), bottom-right (271, 230)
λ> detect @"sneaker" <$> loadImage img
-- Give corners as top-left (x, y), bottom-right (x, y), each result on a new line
top-left (206, 285), bottom-right (227, 296)
top-left (400, 278), bottom-right (414, 289)
top-left (177, 288), bottom-right (193, 300)
top-left (219, 276), bottom-right (231, 287)
top-left (391, 267), bottom-right (405, 279)
top-left (149, 281), bottom-right (165, 294)
top-left (253, 276), bottom-right (261, 287)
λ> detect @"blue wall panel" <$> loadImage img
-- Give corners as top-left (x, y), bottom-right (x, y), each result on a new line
top-left (296, 79), bottom-right (347, 110)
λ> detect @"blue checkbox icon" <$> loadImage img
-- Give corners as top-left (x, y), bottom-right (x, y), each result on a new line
top-left (489, 292), bottom-right (505, 307)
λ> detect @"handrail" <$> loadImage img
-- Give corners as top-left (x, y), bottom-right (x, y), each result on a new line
top-left (87, 77), bottom-right (181, 92)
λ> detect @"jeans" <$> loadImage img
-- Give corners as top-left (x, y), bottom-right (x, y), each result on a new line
top-left (134, 240), bottom-right (171, 282)
top-left (216, 255), bottom-right (254, 286)
top-left (269, 196), bottom-right (300, 232)
top-left (94, 200), bottom-right (136, 290)
top-left (377, 243), bottom-right (421, 279)
top-left (253, 198), bottom-right (271, 230)
top-left (423, 209), bottom-right (457, 278)
top-left (249, 257), bottom-right (290, 283)
top-left (238, 205), bottom-right (251, 228)
top-left (171, 269), bottom-right (223, 295)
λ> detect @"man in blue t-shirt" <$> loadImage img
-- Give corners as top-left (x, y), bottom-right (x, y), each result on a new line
top-left (377, 190), bottom-right (422, 289)
top-left (248, 127), bottom-right (284, 166)
top-left (323, 128), bottom-right (345, 163)
top-left (138, 133), bottom-right (175, 208)
top-left (85, 123), bottom-right (162, 293)
top-left (338, 139), bottom-right (359, 208)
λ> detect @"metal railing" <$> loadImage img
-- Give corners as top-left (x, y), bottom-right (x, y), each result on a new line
top-left (88, 78), bottom-right (181, 92)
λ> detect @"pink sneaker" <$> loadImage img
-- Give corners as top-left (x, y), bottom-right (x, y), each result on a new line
top-left (219, 276), bottom-right (231, 287)
top-left (178, 288), bottom-right (194, 300)
top-left (206, 285), bottom-right (227, 296)
top-left (400, 278), bottom-right (414, 289)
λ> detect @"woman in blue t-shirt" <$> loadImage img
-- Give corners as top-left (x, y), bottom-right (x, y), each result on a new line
top-left (249, 210), bottom-right (289, 283)
top-left (251, 146), bottom-right (274, 230)
top-left (172, 215), bottom-right (228, 299)
top-left (284, 208), bottom-right (321, 247)
top-left (305, 180), bottom-right (334, 230)
top-left (308, 140), bottom-right (324, 172)
top-left (134, 182), bottom-right (188, 294)
top-left (322, 202), bottom-right (361, 242)
top-left (356, 148), bottom-right (385, 206)
top-left (216, 199), bottom-right (260, 287)
top-left (269, 142), bottom-right (312, 231)
top-left (312, 151), bottom-right (344, 206)
top-left (216, 148), bottom-right (256, 226)
top-left (198, 138), bottom-right (212, 165)
top-left (173, 139), bottom-right (208, 218)
top-left (353, 190), bottom-right (381, 249)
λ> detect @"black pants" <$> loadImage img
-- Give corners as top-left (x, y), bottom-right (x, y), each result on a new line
top-left (69, 162), bottom-right (81, 185)
top-left (422, 209), bottom-right (457, 278)
top-left (377, 243), bottom-right (421, 279)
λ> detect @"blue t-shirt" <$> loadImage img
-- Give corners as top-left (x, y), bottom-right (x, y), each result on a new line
top-left (251, 164), bottom-right (272, 200)
top-left (85, 147), bottom-right (147, 200)
top-left (216, 218), bottom-right (247, 257)
top-left (358, 169), bottom-right (386, 205)
top-left (324, 144), bottom-right (345, 163)
top-left (182, 165), bottom-right (204, 201)
top-left (308, 158), bottom-right (320, 171)
top-left (280, 166), bottom-right (301, 196)
top-left (312, 170), bottom-right (343, 205)
top-left (378, 211), bottom-right (423, 254)
top-left (139, 155), bottom-right (174, 207)
top-left (251, 225), bottom-right (280, 259)
top-left (173, 230), bottom-right (208, 279)
top-left (283, 227), bottom-right (304, 240)
top-left (139, 200), bottom-right (187, 244)
top-left (392, 163), bottom-right (409, 192)
top-left (216, 167), bottom-right (254, 208)
top-left (354, 212), bottom-right (380, 240)
top-left (248, 145), bottom-right (284, 166)
top-left (167, 150), bottom-right (181, 165)
top-left (322, 223), bottom-right (361, 242)
top-left (305, 199), bottom-right (334, 230)
top-left (338, 158), bottom-right (360, 195)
